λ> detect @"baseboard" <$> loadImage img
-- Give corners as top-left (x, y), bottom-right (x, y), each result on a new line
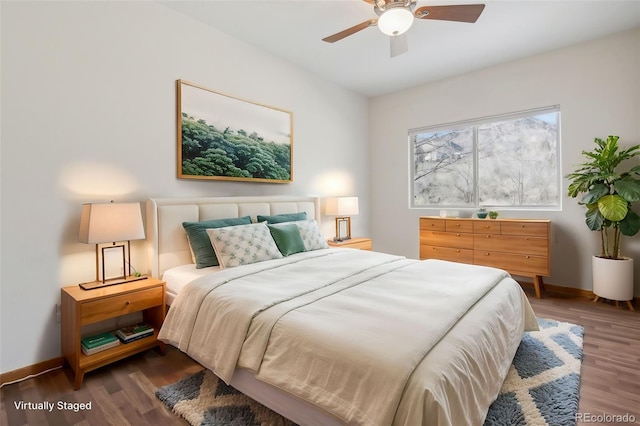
top-left (518, 281), bottom-right (592, 298)
top-left (518, 281), bottom-right (640, 304)
top-left (0, 356), bottom-right (64, 387)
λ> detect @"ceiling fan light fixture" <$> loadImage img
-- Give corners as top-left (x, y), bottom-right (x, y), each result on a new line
top-left (378, 7), bottom-right (414, 36)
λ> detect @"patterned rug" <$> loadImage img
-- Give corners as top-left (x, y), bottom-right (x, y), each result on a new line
top-left (156, 318), bottom-right (583, 426)
top-left (484, 318), bottom-right (584, 426)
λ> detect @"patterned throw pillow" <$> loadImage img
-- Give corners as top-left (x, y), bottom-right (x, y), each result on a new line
top-left (293, 220), bottom-right (329, 251)
top-left (206, 222), bottom-right (283, 268)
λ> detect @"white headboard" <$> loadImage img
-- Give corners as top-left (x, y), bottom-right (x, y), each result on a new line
top-left (146, 196), bottom-right (321, 278)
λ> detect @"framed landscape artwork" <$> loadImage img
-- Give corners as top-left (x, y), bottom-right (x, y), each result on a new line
top-left (177, 80), bottom-right (293, 183)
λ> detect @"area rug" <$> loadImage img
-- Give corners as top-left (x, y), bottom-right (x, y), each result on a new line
top-left (156, 318), bottom-right (583, 426)
top-left (484, 318), bottom-right (584, 426)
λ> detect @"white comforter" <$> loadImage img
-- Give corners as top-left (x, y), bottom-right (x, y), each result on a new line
top-left (159, 249), bottom-right (538, 426)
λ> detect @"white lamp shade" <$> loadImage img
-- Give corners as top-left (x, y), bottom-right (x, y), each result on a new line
top-left (79, 202), bottom-right (145, 244)
top-left (326, 197), bottom-right (359, 216)
top-left (378, 8), bottom-right (414, 36)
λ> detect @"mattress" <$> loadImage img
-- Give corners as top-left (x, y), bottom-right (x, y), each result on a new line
top-left (161, 263), bottom-right (219, 305)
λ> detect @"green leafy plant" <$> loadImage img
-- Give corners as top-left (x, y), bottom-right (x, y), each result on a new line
top-left (488, 211), bottom-right (498, 219)
top-left (566, 135), bottom-right (640, 259)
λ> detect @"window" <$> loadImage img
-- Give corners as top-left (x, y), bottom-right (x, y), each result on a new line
top-left (410, 106), bottom-right (560, 209)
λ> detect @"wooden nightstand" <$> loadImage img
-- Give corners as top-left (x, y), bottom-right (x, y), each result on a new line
top-left (61, 278), bottom-right (166, 389)
top-left (327, 237), bottom-right (372, 250)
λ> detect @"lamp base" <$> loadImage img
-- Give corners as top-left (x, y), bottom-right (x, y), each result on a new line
top-left (334, 217), bottom-right (352, 242)
top-left (79, 275), bottom-right (148, 290)
top-left (332, 236), bottom-right (352, 242)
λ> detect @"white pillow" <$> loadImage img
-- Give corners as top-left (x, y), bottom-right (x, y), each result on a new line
top-left (206, 222), bottom-right (283, 268)
top-left (292, 220), bottom-right (329, 251)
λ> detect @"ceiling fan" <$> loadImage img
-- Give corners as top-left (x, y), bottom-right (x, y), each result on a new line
top-left (322, 0), bottom-right (485, 57)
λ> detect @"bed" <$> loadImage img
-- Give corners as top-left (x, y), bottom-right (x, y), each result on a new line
top-left (146, 196), bottom-right (538, 426)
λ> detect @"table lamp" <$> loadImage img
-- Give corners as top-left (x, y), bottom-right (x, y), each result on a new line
top-left (78, 201), bottom-right (147, 290)
top-left (325, 196), bottom-right (359, 242)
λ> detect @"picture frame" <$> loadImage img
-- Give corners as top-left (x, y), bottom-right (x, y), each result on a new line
top-left (177, 80), bottom-right (293, 183)
top-left (101, 245), bottom-right (126, 281)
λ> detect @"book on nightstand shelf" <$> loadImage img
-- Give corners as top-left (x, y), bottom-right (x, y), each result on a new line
top-left (115, 323), bottom-right (154, 343)
top-left (82, 339), bottom-right (120, 356)
top-left (81, 331), bottom-right (120, 355)
top-left (81, 331), bottom-right (118, 349)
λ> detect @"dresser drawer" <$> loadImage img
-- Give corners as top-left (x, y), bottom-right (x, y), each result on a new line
top-left (500, 221), bottom-right (548, 237)
top-left (420, 245), bottom-right (474, 264)
top-left (474, 234), bottom-right (548, 256)
top-left (81, 286), bottom-right (163, 325)
top-left (420, 231), bottom-right (474, 249)
top-left (445, 220), bottom-right (473, 233)
top-left (474, 251), bottom-right (549, 276)
top-left (420, 218), bottom-right (445, 232)
top-left (473, 221), bottom-right (501, 234)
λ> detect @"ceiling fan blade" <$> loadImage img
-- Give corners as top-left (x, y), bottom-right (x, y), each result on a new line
top-left (415, 4), bottom-right (485, 23)
top-left (390, 33), bottom-right (408, 57)
top-left (322, 19), bottom-right (378, 43)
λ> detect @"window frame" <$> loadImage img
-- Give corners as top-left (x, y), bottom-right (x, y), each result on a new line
top-left (409, 105), bottom-right (562, 211)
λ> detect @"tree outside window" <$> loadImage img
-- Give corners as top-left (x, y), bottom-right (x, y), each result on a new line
top-left (410, 107), bottom-right (560, 209)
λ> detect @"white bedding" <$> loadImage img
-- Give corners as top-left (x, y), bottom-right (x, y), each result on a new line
top-left (161, 264), bottom-right (220, 305)
top-left (159, 249), bottom-right (537, 426)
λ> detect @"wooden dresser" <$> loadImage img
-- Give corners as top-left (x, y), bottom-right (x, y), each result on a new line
top-left (419, 217), bottom-right (551, 298)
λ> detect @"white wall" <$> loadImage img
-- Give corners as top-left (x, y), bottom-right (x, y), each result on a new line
top-left (0, 2), bottom-right (369, 374)
top-left (369, 28), bottom-right (640, 295)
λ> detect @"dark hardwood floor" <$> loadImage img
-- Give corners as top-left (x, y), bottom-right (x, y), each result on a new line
top-left (1, 289), bottom-right (638, 426)
top-left (527, 291), bottom-right (640, 426)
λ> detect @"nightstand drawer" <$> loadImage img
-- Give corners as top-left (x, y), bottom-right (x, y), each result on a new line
top-left (327, 237), bottom-right (372, 250)
top-left (81, 287), bottom-right (163, 325)
top-left (347, 239), bottom-right (372, 250)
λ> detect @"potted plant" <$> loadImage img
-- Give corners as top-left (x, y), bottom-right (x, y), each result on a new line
top-left (566, 135), bottom-right (640, 304)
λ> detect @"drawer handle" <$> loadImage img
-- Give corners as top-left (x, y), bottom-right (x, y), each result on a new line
top-left (525, 255), bottom-right (530, 259)
top-left (456, 250), bottom-right (460, 253)
top-left (484, 252), bottom-right (490, 256)
top-left (125, 301), bottom-right (131, 306)
top-left (486, 235), bottom-right (491, 238)
top-left (456, 233), bottom-right (461, 236)
top-left (455, 223), bottom-right (460, 227)
top-left (484, 225), bottom-right (490, 228)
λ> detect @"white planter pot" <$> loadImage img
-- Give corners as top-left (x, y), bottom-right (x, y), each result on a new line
top-left (592, 255), bottom-right (634, 301)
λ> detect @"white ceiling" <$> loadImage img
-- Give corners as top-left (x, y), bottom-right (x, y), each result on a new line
top-left (161, 0), bottom-right (640, 97)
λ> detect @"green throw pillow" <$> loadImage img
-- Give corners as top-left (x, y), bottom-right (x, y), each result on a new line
top-left (257, 212), bottom-right (307, 224)
top-left (268, 223), bottom-right (306, 256)
top-left (182, 216), bottom-right (252, 268)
